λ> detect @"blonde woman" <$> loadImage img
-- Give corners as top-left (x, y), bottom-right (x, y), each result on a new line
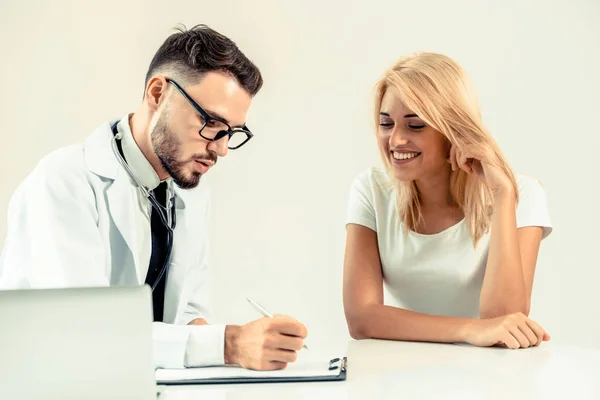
top-left (343, 53), bottom-right (552, 349)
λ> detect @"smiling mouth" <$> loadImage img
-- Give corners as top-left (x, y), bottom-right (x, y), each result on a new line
top-left (392, 151), bottom-right (421, 160)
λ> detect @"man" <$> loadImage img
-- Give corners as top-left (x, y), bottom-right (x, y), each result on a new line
top-left (0, 24), bottom-right (307, 371)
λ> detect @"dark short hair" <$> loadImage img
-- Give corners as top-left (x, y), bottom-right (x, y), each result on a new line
top-left (144, 24), bottom-right (263, 96)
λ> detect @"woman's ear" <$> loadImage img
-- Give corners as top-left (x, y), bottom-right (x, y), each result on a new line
top-left (446, 140), bottom-right (455, 165)
top-left (445, 138), bottom-right (454, 160)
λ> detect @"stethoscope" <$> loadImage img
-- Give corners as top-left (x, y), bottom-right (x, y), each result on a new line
top-left (110, 121), bottom-right (176, 292)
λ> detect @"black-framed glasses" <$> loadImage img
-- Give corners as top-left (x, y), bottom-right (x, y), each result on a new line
top-left (166, 78), bottom-right (253, 150)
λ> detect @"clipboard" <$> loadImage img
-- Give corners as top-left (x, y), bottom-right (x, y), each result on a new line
top-left (156, 357), bottom-right (348, 385)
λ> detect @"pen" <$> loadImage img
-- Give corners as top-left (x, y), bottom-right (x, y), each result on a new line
top-left (246, 298), bottom-right (308, 350)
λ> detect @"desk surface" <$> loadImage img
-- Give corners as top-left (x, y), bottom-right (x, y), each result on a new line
top-left (158, 339), bottom-right (600, 399)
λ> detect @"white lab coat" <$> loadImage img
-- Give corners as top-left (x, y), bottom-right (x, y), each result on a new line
top-left (0, 120), bottom-right (222, 368)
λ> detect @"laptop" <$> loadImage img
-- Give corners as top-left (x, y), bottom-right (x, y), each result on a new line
top-left (0, 285), bottom-right (156, 400)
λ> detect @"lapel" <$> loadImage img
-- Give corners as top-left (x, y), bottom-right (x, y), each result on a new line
top-left (83, 120), bottom-right (149, 284)
top-left (106, 167), bottom-right (149, 283)
top-left (163, 191), bottom-right (188, 323)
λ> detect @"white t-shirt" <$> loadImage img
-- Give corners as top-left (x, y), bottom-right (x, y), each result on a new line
top-left (345, 167), bottom-right (553, 318)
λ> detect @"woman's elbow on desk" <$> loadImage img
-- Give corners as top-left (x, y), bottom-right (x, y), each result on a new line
top-left (345, 306), bottom-right (379, 340)
top-left (347, 321), bottom-right (371, 341)
top-left (347, 322), bottom-right (371, 341)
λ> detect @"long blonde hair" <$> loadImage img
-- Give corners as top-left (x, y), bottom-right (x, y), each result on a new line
top-left (374, 52), bottom-right (518, 246)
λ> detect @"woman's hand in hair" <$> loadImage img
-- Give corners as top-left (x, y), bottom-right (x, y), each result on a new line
top-left (448, 144), bottom-right (513, 197)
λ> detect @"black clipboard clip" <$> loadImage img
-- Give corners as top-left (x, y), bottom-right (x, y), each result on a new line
top-left (328, 357), bottom-right (348, 372)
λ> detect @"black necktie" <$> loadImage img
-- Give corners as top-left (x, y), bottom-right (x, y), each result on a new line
top-left (146, 181), bottom-right (169, 322)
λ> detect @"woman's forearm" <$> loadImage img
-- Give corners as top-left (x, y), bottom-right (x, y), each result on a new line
top-left (347, 303), bottom-right (474, 343)
top-left (479, 190), bottom-right (528, 318)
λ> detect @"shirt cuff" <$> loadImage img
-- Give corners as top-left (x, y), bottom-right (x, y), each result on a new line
top-left (184, 324), bottom-right (226, 367)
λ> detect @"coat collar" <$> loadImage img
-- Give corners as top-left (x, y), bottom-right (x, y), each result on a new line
top-left (83, 119), bottom-right (121, 180)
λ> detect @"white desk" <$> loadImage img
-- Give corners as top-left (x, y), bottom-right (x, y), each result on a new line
top-left (157, 339), bottom-right (600, 399)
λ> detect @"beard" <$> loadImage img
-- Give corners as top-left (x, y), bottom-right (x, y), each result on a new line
top-left (151, 112), bottom-right (217, 189)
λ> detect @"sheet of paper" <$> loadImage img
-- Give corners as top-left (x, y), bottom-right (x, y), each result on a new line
top-left (156, 358), bottom-right (340, 382)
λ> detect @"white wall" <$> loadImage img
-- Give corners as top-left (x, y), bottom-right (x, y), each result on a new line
top-left (1, 0), bottom-right (599, 349)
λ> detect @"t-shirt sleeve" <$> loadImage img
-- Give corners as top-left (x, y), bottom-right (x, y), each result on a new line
top-left (346, 170), bottom-right (377, 232)
top-left (515, 175), bottom-right (553, 239)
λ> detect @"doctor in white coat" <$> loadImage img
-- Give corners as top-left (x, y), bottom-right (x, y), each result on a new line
top-left (0, 24), bottom-right (307, 371)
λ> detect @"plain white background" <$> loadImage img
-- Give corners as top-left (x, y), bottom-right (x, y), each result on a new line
top-left (0, 0), bottom-right (598, 349)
